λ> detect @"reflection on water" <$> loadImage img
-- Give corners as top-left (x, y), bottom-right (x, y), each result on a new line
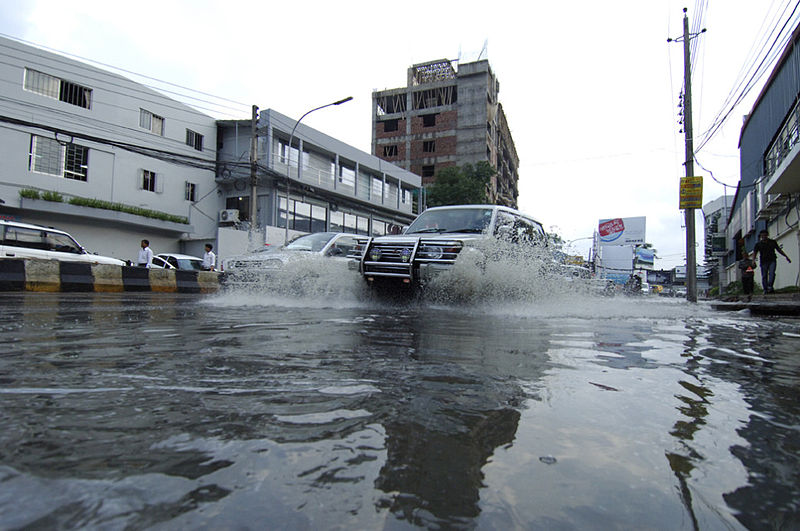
top-left (0, 292), bottom-right (798, 529)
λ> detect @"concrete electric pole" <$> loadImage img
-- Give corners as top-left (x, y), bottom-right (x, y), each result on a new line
top-left (249, 105), bottom-right (259, 251)
top-left (670, 8), bottom-right (705, 303)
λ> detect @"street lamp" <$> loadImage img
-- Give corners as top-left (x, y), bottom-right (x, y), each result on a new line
top-left (284, 96), bottom-right (353, 244)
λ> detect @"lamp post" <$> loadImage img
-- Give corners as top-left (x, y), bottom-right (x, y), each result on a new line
top-left (284, 96), bottom-right (353, 244)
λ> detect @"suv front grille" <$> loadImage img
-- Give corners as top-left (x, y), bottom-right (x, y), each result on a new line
top-left (359, 238), bottom-right (463, 280)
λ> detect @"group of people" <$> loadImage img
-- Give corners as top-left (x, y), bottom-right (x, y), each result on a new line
top-left (738, 230), bottom-right (792, 300)
top-left (136, 240), bottom-right (217, 271)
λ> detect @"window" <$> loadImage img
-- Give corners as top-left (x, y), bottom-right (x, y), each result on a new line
top-left (383, 119), bottom-right (399, 132)
top-left (24, 68), bottom-right (92, 109)
top-left (226, 196), bottom-right (250, 221)
top-left (140, 109), bottom-right (164, 135)
top-left (422, 165), bottom-right (435, 178)
top-left (141, 170), bottom-right (158, 192)
top-left (422, 114), bottom-right (437, 127)
top-left (29, 135), bottom-right (89, 181)
top-left (372, 177), bottom-right (383, 200)
top-left (186, 129), bottom-right (203, 151)
top-left (64, 143), bottom-right (89, 181)
top-left (383, 145), bottom-right (398, 157)
top-left (185, 181), bottom-right (197, 202)
top-left (423, 140), bottom-right (435, 153)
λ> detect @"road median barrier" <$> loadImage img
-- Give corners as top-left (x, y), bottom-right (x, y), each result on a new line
top-left (0, 258), bottom-right (220, 293)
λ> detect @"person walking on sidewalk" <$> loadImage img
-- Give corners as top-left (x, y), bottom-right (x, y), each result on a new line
top-left (752, 230), bottom-right (791, 293)
top-left (202, 244), bottom-right (216, 271)
top-left (137, 239), bottom-right (154, 268)
top-left (738, 252), bottom-right (756, 301)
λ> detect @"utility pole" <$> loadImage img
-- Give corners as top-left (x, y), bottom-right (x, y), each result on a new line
top-left (249, 105), bottom-right (259, 251)
top-left (683, 9), bottom-right (697, 303)
top-left (670, 8), bottom-right (705, 303)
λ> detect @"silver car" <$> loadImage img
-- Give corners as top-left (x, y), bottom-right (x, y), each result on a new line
top-left (223, 232), bottom-right (359, 274)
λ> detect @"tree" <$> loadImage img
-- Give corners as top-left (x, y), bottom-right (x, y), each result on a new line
top-left (425, 161), bottom-right (494, 207)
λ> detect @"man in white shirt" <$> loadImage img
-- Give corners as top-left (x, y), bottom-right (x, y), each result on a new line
top-left (202, 244), bottom-right (216, 271)
top-left (137, 239), bottom-right (154, 268)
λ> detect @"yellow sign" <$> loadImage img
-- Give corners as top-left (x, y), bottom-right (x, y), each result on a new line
top-left (679, 176), bottom-right (703, 209)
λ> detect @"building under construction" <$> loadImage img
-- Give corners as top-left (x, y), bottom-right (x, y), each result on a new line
top-left (371, 58), bottom-right (519, 207)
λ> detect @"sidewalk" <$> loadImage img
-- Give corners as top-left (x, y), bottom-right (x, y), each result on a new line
top-left (709, 292), bottom-right (800, 316)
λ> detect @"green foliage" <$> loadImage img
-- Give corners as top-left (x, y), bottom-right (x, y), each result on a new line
top-left (68, 197), bottom-right (189, 224)
top-left (19, 189), bottom-right (40, 199)
top-left (425, 161), bottom-right (494, 207)
top-left (18, 189), bottom-right (188, 224)
top-left (41, 191), bottom-right (64, 202)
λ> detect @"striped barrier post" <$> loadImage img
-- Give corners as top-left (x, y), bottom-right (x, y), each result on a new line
top-left (0, 259), bottom-right (220, 293)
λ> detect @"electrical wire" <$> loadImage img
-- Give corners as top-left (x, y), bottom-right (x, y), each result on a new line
top-left (0, 34), bottom-right (250, 117)
top-left (695, 0), bottom-right (800, 153)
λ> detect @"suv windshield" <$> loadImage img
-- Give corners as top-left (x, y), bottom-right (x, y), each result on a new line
top-left (406, 208), bottom-right (494, 235)
top-left (285, 232), bottom-right (336, 252)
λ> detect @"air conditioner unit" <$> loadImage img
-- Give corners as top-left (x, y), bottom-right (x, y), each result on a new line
top-left (219, 209), bottom-right (240, 223)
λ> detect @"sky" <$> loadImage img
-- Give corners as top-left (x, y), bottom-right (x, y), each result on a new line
top-left (1, 0), bottom-right (795, 269)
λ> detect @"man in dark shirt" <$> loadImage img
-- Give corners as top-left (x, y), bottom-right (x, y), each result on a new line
top-left (752, 230), bottom-right (791, 293)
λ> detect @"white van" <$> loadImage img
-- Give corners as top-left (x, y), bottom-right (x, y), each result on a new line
top-left (0, 220), bottom-right (124, 266)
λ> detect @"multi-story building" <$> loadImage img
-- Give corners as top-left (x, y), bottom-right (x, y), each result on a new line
top-left (216, 109), bottom-right (420, 255)
top-left (0, 36), bottom-right (219, 261)
top-left (0, 36), bottom-right (421, 264)
top-left (727, 23), bottom-right (800, 290)
top-left (703, 195), bottom-right (734, 291)
top-left (371, 58), bottom-right (519, 207)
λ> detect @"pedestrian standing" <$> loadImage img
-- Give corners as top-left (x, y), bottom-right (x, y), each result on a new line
top-left (138, 239), bottom-right (154, 268)
top-left (752, 230), bottom-right (791, 293)
top-left (202, 244), bottom-right (216, 271)
top-left (738, 251), bottom-right (756, 301)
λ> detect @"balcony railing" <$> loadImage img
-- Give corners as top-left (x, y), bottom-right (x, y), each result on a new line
top-left (270, 151), bottom-right (413, 214)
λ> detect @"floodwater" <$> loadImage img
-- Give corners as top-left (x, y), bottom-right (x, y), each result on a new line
top-left (0, 268), bottom-right (799, 529)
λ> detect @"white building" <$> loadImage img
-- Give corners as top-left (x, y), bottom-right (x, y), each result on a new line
top-left (216, 110), bottom-right (421, 259)
top-left (0, 36), bottom-right (218, 262)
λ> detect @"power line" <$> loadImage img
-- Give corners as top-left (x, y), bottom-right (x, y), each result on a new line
top-left (0, 33), bottom-right (250, 115)
top-left (695, 1), bottom-right (800, 153)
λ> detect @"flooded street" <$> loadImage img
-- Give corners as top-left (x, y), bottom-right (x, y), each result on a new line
top-left (1, 288), bottom-right (799, 529)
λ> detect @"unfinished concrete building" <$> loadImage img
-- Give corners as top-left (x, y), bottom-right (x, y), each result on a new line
top-left (371, 58), bottom-right (519, 207)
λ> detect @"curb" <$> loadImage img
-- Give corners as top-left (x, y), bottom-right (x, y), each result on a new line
top-left (0, 258), bottom-right (220, 293)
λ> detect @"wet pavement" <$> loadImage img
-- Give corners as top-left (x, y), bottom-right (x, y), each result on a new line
top-left (0, 290), bottom-right (798, 530)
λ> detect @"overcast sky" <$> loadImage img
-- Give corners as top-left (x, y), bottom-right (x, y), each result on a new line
top-left (1, 0), bottom-right (794, 268)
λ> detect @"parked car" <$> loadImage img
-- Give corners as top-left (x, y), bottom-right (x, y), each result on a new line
top-left (222, 232), bottom-right (359, 276)
top-left (0, 219), bottom-right (125, 266)
top-left (151, 253), bottom-right (205, 271)
top-left (348, 205), bottom-right (546, 291)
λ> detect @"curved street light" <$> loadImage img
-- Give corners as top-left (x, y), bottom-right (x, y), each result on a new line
top-left (284, 96), bottom-right (353, 244)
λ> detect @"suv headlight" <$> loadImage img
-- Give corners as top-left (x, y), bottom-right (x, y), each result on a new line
top-left (418, 245), bottom-right (444, 259)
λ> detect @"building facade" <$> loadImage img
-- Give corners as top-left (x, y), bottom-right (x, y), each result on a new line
top-left (216, 109), bottom-right (421, 255)
top-left (0, 37), bottom-right (421, 265)
top-left (727, 23), bottom-right (800, 290)
top-left (371, 59), bottom-right (519, 207)
top-left (703, 195), bottom-right (734, 291)
top-left (0, 36), bottom-right (219, 262)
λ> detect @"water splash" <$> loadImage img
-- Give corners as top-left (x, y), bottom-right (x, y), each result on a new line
top-left (213, 239), bottom-right (713, 320)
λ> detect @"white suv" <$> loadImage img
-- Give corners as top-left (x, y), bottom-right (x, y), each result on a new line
top-left (349, 205), bottom-right (546, 289)
top-left (0, 220), bottom-right (124, 266)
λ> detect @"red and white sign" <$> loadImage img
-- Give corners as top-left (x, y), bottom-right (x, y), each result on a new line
top-left (599, 218), bottom-right (625, 237)
top-left (597, 216), bottom-right (646, 246)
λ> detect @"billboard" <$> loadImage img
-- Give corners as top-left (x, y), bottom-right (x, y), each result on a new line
top-left (598, 244), bottom-right (634, 284)
top-left (598, 216), bottom-right (646, 246)
top-left (635, 247), bottom-right (655, 265)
